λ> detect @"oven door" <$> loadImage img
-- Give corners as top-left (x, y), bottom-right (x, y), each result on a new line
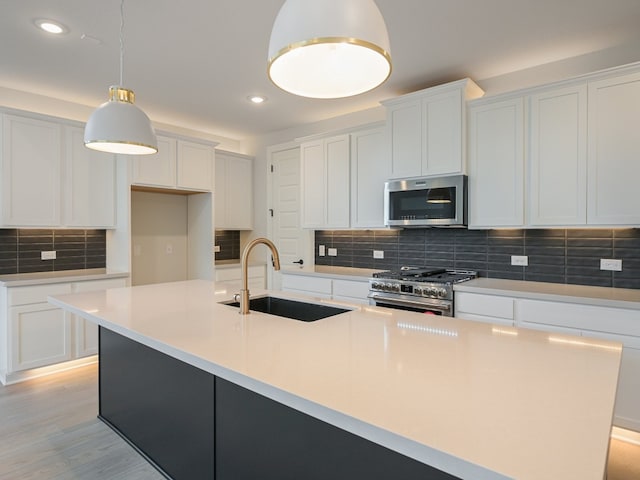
top-left (368, 293), bottom-right (453, 316)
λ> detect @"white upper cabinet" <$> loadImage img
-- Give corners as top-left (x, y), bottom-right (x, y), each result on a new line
top-left (301, 134), bottom-right (350, 229)
top-left (177, 140), bottom-right (215, 191)
top-left (350, 126), bottom-right (389, 228)
top-left (587, 71), bottom-right (640, 225)
top-left (215, 151), bottom-right (253, 230)
top-left (383, 78), bottom-right (484, 179)
top-left (64, 126), bottom-right (116, 228)
top-left (1, 113), bottom-right (62, 226)
top-left (468, 97), bottom-right (525, 228)
top-left (528, 84), bottom-right (587, 226)
top-left (132, 135), bottom-right (177, 188)
top-left (133, 135), bottom-right (215, 192)
top-left (469, 64), bottom-right (640, 229)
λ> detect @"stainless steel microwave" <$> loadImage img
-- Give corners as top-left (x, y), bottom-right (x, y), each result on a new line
top-left (384, 174), bottom-right (467, 227)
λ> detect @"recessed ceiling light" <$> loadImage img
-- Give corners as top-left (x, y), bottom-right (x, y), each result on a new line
top-left (34, 19), bottom-right (68, 35)
top-left (247, 95), bottom-right (267, 104)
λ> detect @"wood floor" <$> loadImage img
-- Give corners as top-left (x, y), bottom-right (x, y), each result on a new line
top-left (0, 364), bottom-right (638, 479)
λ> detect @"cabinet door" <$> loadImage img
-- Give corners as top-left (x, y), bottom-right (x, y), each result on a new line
top-left (325, 135), bottom-right (350, 228)
top-left (2, 114), bottom-right (62, 226)
top-left (468, 97), bottom-right (524, 227)
top-left (10, 303), bottom-right (71, 372)
top-left (177, 140), bottom-right (214, 191)
top-left (528, 85), bottom-right (587, 226)
top-left (64, 126), bottom-right (116, 227)
top-left (587, 71), bottom-right (640, 225)
top-left (422, 89), bottom-right (463, 175)
top-left (350, 127), bottom-right (388, 228)
top-left (132, 135), bottom-right (177, 187)
top-left (224, 155), bottom-right (253, 229)
top-left (300, 140), bottom-right (326, 228)
top-left (387, 101), bottom-right (422, 179)
top-left (73, 278), bottom-right (127, 357)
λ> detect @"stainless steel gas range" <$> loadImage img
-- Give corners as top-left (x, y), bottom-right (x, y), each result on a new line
top-left (368, 267), bottom-right (477, 316)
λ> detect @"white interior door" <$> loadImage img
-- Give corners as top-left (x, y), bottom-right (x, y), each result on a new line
top-left (268, 145), bottom-right (312, 290)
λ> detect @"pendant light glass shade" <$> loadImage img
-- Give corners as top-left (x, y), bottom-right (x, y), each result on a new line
top-left (84, 86), bottom-right (157, 155)
top-left (268, 0), bottom-right (392, 99)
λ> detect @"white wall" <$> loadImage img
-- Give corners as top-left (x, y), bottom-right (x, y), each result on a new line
top-left (131, 191), bottom-right (188, 286)
top-left (0, 86), bottom-right (242, 152)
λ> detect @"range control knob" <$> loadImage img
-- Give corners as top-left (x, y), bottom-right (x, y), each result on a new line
top-left (413, 287), bottom-right (423, 296)
top-left (437, 288), bottom-right (448, 298)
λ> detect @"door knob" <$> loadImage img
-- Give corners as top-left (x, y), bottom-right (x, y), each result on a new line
top-left (292, 259), bottom-right (304, 265)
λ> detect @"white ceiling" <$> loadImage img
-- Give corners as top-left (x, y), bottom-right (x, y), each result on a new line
top-left (2, 0), bottom-right (640, 141)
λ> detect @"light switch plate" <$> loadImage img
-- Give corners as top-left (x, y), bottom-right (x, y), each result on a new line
top-left (318, 245), bottom-right (326, 257)
top-left (511, 255), bottom-right (528, 266)
top-left (214, 245), bottom-right (221, 253)
top-left (328, 248), bottom-right (337, 257)
top-left (41, 250), bottom-right (56, 260)
top-left (373, 250), bottom-right (384, 259)
top-left (600, 259), bottom-right (622, 271)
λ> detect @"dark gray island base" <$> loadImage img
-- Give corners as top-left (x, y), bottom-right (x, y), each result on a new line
top-left (98, 327), bottom-right (461, 480)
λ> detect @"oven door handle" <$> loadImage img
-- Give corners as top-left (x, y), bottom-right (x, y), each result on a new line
top-left (368, 293), bottom-right (452, 312)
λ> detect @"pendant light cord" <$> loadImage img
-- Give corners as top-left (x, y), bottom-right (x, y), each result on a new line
top-left (119, 0), bottom-right (124, 86)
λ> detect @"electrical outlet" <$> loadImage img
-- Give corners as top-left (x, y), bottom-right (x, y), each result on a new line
top-left (373, 250), bottom-right (384, 259)
top-left (214, 245), bottom-right (221, 253)
top-left (328, 248), bottom-right (337, 257)
top-left (318, 245), bottom-right (326, 257)
top-left (511, 255), bottom-right (528, 266)
top-left (600, 259), bottom-right (622, 271)
top-left (41, 250), bottom-right (56, 260)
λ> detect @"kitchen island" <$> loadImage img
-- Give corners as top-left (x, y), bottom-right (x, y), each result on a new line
top-left (49, 279), bottom-right (621, 480)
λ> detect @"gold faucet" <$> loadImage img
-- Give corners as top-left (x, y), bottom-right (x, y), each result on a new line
top-left (239, 237), bottom-right (281, 314)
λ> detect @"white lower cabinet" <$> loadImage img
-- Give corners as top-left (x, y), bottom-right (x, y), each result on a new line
top-left (455, 290), bottom-right (640, 432)
top-left (454, 292), bottom-right (514, 326)
top-left (332, 279), bottom-right (370, 305)
top-left (72, 278), bottom-right (127, 357)
top-left (215, 265), bottom-right (266, 292)
top-left (281, 273), bottom-right (369, 304)
top-left (0, 276), bottom-right (127, 385)
top-left (10, 302), bottom-right (71, 372)
top-left (281, 274), bottom-right (332, 299)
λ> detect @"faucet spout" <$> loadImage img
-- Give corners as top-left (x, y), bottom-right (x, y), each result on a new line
top-left (239, 237), bottom-right (281, 314)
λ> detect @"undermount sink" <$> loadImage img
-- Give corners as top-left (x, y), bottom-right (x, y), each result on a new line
top-left (220, 296), bottom-right (351, 322)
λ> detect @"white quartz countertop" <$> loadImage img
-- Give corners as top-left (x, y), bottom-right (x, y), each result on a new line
top-left (0, 268), bottom-right (129, 287)
top-left (281, 265), bottom-right (381, 281)
top-left (49, 280), bottom-right (621, 480)
top-left (455, 278), bottom-right (640, 310)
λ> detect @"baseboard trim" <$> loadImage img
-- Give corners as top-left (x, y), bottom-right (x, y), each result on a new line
top-left (611, 426), bottom-right (640, 446)
top-left (0, 356), bottom-right (98, 386)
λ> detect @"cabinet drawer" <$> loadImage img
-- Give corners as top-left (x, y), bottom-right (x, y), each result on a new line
top-left (73, 278), bottom-right (127, 292)
top-left (455, 292), bottom-right (514, 319)
top-left (282, 275), bottom-right (332, 296)
top-left (518, 299), bottom-right (640, 337)
top-left (8, 283), bottom-right (72, 306)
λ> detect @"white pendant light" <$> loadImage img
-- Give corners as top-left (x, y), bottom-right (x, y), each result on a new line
top-left (84, 0), bottom-right (157, 155)
top-left (267, 0), bottom-right (392, 99)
